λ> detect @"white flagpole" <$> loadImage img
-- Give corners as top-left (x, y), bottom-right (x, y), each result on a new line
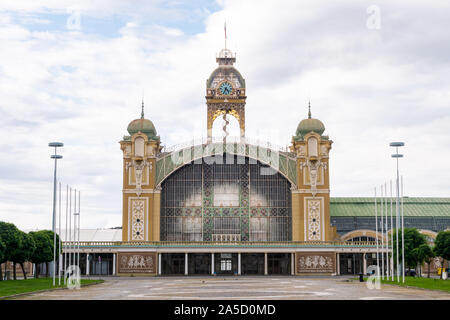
top-left (74, 188), bottom-right (76, 269)
top-left (401, 175), bottom-right (405, 283)
top-left (58, 182), bottom-right (61, 285)
top-left (375, 187), bottom-right (379, 276)
top-left (64, 185), bottom-right (68, 284)
top-left (384, 182), bottom-right (391, 280)
top-left (73, 189), bottom-right (77, 268)
top-left (380, 184), bottom-right (385, 280)
top-left (390, 180), bottom-right (394, 281)
top-left (77, 191), bottom-right (81, 275)
top-left (69, 188), bottom-right (72, 269)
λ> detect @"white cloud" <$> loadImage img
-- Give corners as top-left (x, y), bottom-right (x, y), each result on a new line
top-left (0, 0), bottom-right (449, 230)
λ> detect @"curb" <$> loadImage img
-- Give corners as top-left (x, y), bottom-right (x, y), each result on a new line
top-left (349, 278), bottom-right (450, 294)
top-left (0, 280), bottom-right (104, 300)
top-left (377, 281), bottom-right (450, 294)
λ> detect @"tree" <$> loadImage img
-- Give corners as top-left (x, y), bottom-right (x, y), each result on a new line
top-left (10, 231), bottom-right (36, 280)
top-left (417, 243), bottom-right (435, 278)
top-left (38, 230), bottom-right (60, 277)
top-left (434, 230), bottom-right (450, 279)
top-left (392, 228), bottom-right (427, 275)
top-left (0, 237), bottom-right (5, 281)
top-left (0, 222), bottom-right (21, 281)
top-left (29, 231), bottom-right (53, 278)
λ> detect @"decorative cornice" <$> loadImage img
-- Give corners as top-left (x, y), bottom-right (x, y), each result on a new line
top-left (123, 189), bottom-right (155, 194)
top-left (292, 189), bottom-right (330, 194)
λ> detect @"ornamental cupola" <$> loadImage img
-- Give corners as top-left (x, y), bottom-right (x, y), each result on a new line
top-left (294, 102), bottom-right (326, 140)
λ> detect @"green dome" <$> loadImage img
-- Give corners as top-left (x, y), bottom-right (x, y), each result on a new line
top-left (127, 118), bottom-right (157, 139)
top-left (296, 118), bottom-right (325, 137)
top-left (295, 103), bottom-right (325, 138)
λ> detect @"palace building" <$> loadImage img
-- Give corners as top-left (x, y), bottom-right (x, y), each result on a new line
top-left (63, 47), bottom-right (450, 277)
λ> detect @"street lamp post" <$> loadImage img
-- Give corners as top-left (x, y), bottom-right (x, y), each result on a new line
top-left (49, 142), bottom-right (63, 286)
top-left (390, 141), bottom-right (404, 283)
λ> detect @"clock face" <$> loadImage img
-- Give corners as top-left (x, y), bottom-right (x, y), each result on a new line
top-left (219, 82), bottom-right (233, 95)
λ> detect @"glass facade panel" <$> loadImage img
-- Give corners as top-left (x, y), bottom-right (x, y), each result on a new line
top-left (332, 217), bottom-right (450, 235)
top-left (339, 253), bottom-right (363, 275)
top-left (161, 155), bottom-right (292, 241)
top-left (88, 253), bottom-right (114, 275)
top-left (267, 253), bottom-right (291, 275)
top-left (241, 253), bottom-right (265, 275)
top-left (161, 253), bottom-right (185, 275)
top-left (188, 253), bottom-right (211, 274)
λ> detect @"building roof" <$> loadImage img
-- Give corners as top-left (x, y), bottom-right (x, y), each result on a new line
top-left (330, 197), bottom-right (450, 217)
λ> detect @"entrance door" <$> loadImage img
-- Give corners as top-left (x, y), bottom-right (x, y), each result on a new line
top-left (268, 253), bottom-right (291, 275)
top-left (242, 253), bottom-right (264, 275)
top-left (188, 253), bottom-right (211, 275)
top-left (339, 253), bottom-right (363, 275)
top-left (215, 253), bottom-right (237, 275)
top-left (161, 253), bottom-right (185, 275)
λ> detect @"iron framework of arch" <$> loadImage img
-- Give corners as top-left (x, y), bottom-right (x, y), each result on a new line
top-left (155, 142), bottom-right (298, 188)
top-left (160, 154), bottom-right (292, 242)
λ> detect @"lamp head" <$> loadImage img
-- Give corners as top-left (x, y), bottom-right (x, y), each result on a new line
top-left (389, 142), bottom-right (405, 147)
top-left (50, 155), bottom-right (63, 159)
top-left (49, 142), bottom-right (64, 147)
top-left (391, 154), bottom-right (404, 158)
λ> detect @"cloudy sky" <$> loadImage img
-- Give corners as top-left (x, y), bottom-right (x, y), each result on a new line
top-left (0, 0), bottom-right (449, 230)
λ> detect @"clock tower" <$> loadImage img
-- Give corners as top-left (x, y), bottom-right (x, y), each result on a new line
top-left (206, 48), bottom-right (246, 142)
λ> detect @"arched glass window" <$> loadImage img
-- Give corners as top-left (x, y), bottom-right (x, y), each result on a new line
top-left (160, 154), bottom-right (292, 241)
top-left (346, 236), bottom-right (376, 242)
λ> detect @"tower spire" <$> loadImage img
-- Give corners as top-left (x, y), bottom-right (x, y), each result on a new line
top-left (141, 97), bottom-right (145, 119)
top-left (308, 100), bottom-right (311, 119)
top-left (224, 21), bottom-right (227, 49)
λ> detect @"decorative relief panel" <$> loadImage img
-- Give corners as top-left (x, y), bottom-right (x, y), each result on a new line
top-left (130, 199), bottom-right (146, 240)
top-left (307, 199), bottom-right (321, 240)
top-left (118, 252), bottom-right (156, 274)
top-left (304, 197), bottom-right (324, 241)
top-left (308, 160), bottom-right (320, 195)
top-left (296, 252), bottom-right (335, 273)
top-left (126, 160), bottom-right (152, 196)
top-left (300, 160), bottom-right (325, 190)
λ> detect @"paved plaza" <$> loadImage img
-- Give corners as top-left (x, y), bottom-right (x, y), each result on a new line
top-left (14, 276), bottom-right (450, 300)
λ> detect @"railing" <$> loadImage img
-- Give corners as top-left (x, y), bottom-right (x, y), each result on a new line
top-left (62, 240), bottom-right (382, 248)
